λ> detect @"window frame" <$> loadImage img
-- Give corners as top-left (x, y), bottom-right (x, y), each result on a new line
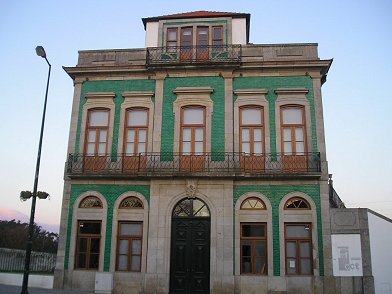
top-left (124, 107), bottom-right (149, 156)
top-left (166, 27), bottom-right (178, 50)
top-left (239, 105), bottom-right (265, 155)
top-left (75, 220), bottom-right (102, 270)
top-left (212, 26), bottom-right (223, 48)
top-left (180, 105), bottom-right (206, 155)
top-left (116, 221), bottom-right (143, 272)
top-left (240, 222), bottom-right (268, 275)
top-left (284, 223), bottom-right (313, 275)
top-left (280, 105), bottom-right (307, 155)
top-left (84, 108), bottom-right (110, 156)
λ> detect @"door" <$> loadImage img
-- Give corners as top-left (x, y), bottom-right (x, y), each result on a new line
top-left (196, 27), bottom-right (209, 61)
top-left (170, 198), bottom-right (211, 294)
top-left (180, 27), bottom-right (193, 61)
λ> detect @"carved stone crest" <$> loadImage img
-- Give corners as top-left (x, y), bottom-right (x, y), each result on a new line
top-left (186, 179), bottom-right (198, 198)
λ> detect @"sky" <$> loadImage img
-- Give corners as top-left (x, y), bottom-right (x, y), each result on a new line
top-left (0, 0), bottom-right (391, 232)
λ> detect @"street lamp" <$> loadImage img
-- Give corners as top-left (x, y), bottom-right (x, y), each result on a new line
top-left (21, 46), bottom-right (51, 294)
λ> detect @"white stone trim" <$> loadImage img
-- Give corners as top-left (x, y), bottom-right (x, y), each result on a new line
top-left (233, 89), bottom-right (270, 153)
top-left (278, 192), bottom-right (319, 276)
top-left (234, 192), bottom-right (273, 276)
top-left (173, 87), bottom-right (214, 154)
top-left (109, 192), bottom-right (149, 273)
top-left (69, 191), bottom-right (108, 273)
top-left (117, 91), bottom-right (155, 155)
top-left (274, 89), bottom-right (312, 154)
top-left (79, 92), bottom-right (116, 155)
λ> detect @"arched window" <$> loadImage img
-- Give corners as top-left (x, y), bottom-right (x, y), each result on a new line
top-left (172, 198), bottom-right (210, 217)
top-left (240, 197), bottom-right (266, 210)
top-left (284, 197), bottom-right (310, 209)
top-left (79, 196), bottom-right (103, 208)
top-left (119, 196), bottom-right (144, 209)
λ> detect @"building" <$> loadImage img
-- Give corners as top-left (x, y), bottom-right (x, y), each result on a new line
top-left (55, 11), bottom-right (339, 293)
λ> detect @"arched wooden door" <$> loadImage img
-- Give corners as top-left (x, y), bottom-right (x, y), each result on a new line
top-left (170, 198), bottom-right (211, 294)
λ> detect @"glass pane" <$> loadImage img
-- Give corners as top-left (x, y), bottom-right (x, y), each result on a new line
top-left (283, 128), bottom-right (291, 141)
top-left (87, 143), bottom-right (95, 154)
top-left (131, 256), bottom-right (141, 271)
top-left (286, 225), bottom-right (310, 238)
top-left (296, 142), bottom-right (305, 154)
top-left (195, 142), bottom-right (203, 154)
top-left (168, 30), bottom-right (177, 41)
top-left (256, 241), bottom-right (266, 257)
top-left (183, 108), bottom-right (204, 125)
top-left (128, 110), bottom-right (147, 126)
top-left (138, 130), bottom-right (147, 142)
top-left (126, 143), bottom-right (134, 155)
top-left (88, 130), bottom-right (96, 142)
top-left (241, 242), bottom-right (251, 256)
top-left (89, 254), bottom-right (99, 269)
top-left (98, 143), bottom-right (106, 155)
top-left (193, 199), bottom-right (210, 216)
top-left (99, 130), bottom-right (107, 143)
top-left (242, 108), bottom-right (262, 125)
top-left (77, 253), bottom-right (86, 268)
top-left (287, 258), bottom-right (297, 274)
top-left (195, 128), bottom-right (204, 141)
top-left (213, 27), bottom-right (222, 39)
top-left (254, 142), bottom-right (262, 154)
top-left (119, 239), bottom-right (128, 255)
top-left (255, 257), bottom-right (266, 274)
top-left (241, 200), bottom-right (252, 209)
top-left (138, 143), bottom-right (146, 154)
top-left (90, 238), bottom-right (100, 253)
top-left (182, 128), bottom-right (191, 141)
top-left (242, 142), bottom-right (250, 154)
top-left (90, 111), bottom-right (109, 127)
top-left (120, 223), bottom-right (142, 236)
top-left (127, 130), bottom-right (135, 142)
top-left (300, 259), bottom-right (312, 274)
top-left (78, 238), bottom-right (87, 252)
top-left (80, 222), bottom-right (101, 234)
top-left (295, 128), bottom-right (304, 141)
top-left (118, 255), bottom-right (128, 270)
top-left (287, 241), bottom-right (296, 257)
top-left (284, 142), bottom-right (292, 154)
top-left (300, 242), bottom-right (311, 257)
top-left (182, 142), bottom-right (191, 154)
top-left (241, 128), bottom-right (250, 141)
top-left (282, 108), bottom-right (302, 125)
top-left (254, 128), bottom-right (262, 141)
top-left (242, 224), bottom-right (264, 237)
top-left (132, 240), bottom-right (142, 254)
top-left (242, 257), bottom-right (252, 273)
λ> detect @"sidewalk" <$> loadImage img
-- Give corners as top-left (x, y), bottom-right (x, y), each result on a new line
top-left (0, 284), bottom-right (94, 294)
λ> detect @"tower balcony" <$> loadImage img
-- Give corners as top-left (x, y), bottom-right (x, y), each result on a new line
top-left (66, 152), bottom-right (321, 179)
top-left (146, 45), bottom-right (241, 67)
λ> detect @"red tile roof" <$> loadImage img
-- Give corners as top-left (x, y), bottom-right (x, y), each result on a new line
top-left (142, 10), bottom-right (250, 28)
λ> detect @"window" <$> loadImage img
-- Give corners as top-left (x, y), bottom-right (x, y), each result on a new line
top-left (119, 196), bottom-right (144, 209)
top-left (240, 223), bottom-right (267, 274)
top-left (240, 197), bottom-right (266, 210)
top-left (180, 106), bottom-right (205, 155)
top-left (212, 26), bottom-right (223, 49)
top-left (285, 223), bottom-right (313, 275)
top-left (167, 28), bottom-right (177, 51)
top-left (85, 109), bottom-right (109, 156)
top-left (124, 108), bottom-right (148, 156)
top-left (180, 27), bottom-right (193, 61)
top-left (281, 106), bottom-right (306, 155)
top-left (240, 106), bottom-right (264, 155)
top-left (116, 222), bottom-right (143, 271)
top-left (79, 196), bottom-right (103, 208)
top-left (75, 221), bottom-right (101, 270)
top-left (285, 197), bottom-right (310, 210)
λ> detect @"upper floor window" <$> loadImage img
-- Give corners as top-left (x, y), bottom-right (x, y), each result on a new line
top-left (212, 26), bottom-right (223, 47)
top-left (281, 105), bottom-right (306, 155)
top-left (180, 106), bottom-right (206, 155)
top-left (240, 106), bottom-right (264, 155)
top-left (167, 28), bottom-right (177, 51)
top-left (124, 108), bottom-right (148, 156)
top-left (85, 109), bottom-right (109, 156)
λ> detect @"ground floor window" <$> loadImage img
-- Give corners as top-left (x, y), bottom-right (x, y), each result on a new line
top-left (240, 223), bottom-right (267, 274)
top-left (75, 220), bottom-right (101, 269)
top-left (285, 223), bottom-right (313, 275)
top-left (116, 221), bottom-right (142, 271)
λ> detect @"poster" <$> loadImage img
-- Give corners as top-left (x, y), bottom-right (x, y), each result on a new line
top-left (331, 234), bottom-right (363, 276)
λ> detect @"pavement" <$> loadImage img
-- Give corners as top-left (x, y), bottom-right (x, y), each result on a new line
top-left (0, 284), bottom-right (94, 294)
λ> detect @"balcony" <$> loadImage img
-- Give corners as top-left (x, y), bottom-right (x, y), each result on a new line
top-left (66, 152), bottom-right (321, 179)
top-left (146, 45), bottom-right (241, 66)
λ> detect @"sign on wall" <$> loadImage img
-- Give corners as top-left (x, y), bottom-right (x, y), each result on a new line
top-left (331, 234), bottom-right (363, 276)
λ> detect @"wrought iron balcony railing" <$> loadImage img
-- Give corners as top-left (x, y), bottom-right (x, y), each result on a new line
top-left (66, 152), bottom-right (321, 178)
top-left (146, 45), bottom-right (241, 66)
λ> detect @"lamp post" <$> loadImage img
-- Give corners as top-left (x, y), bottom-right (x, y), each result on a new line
top-left (21, 46), bottom-right (51, 294)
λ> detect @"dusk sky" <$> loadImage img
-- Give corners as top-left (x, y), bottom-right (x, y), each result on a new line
top-left (1, 0), bottom-right (391, 232)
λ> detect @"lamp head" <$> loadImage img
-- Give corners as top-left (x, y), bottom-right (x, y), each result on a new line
top-left (36, 46), bottom-right (46, 58)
